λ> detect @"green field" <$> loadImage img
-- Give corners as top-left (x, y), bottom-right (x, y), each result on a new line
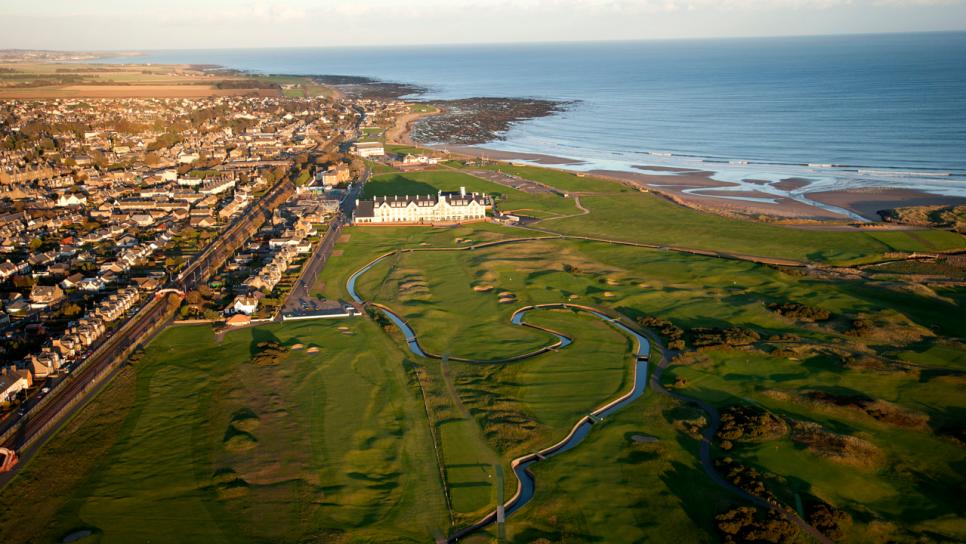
top-left (0, 320), bottom-right (448, 543)
top-left (362, 167), bottom-right (964, 264)
top-left (343, 230), bottom-right (966, 542)
top-left (455, 164), bottom-right (965, 264)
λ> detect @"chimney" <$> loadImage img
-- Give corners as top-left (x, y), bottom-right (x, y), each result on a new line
top-left (460, 186), bottom-right (466, 197)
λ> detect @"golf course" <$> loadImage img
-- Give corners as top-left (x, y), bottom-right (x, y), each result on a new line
top-left (1, 166), bottom-right (963, 543)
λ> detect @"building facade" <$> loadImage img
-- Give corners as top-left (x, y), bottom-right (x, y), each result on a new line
top-left (353, 188), bottom-right (487, 224)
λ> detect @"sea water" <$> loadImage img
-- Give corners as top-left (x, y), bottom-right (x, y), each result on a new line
top-left (117, 32), bottom-right (966, 196)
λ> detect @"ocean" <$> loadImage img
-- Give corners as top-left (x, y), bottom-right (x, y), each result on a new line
top-left (118, 33), bottom-right (966, 197)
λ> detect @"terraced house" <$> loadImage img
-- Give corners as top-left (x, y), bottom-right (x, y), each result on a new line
top-left (353, 188), bottom-right (488, 224)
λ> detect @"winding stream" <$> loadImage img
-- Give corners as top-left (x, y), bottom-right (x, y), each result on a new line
top-left (346, 251), bottom-right (651, 540)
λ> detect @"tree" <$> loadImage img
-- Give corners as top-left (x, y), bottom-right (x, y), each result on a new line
top-left (61, 303), bottom-right (83, 318)
top-left (29, 237), bottom-right (43, 251)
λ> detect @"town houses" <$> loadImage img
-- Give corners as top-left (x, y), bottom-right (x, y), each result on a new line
top-left (0, 92), bottom-right (359, 414)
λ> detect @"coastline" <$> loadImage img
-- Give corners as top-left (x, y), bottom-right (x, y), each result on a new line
top-left (808, 188), bottom-right (966, 221)
top-left (6, 57), bottom-right (963, 225)
top-left (423, 144), bottom-right (966, 224)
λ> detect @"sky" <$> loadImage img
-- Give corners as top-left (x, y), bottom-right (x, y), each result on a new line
top-left (2, 0), bottom-right (966, 50)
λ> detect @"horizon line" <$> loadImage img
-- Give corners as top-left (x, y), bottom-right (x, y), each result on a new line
top-left (5, 28), bottom-right (965, 55)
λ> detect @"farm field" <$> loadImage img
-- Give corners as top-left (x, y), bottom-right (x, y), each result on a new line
top-left (0, 63), bottom-right (286, 98)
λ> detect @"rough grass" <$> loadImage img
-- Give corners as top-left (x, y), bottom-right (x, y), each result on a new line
top-left (351, 231), bottom-right (965, 542)
top-left (0, 320), bottom-right (449, 543)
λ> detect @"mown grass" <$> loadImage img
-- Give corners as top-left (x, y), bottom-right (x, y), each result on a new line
top-left (350, 231), bottom-right (965, 542)
top-left (0, 320), bottom-right (449, 543)
top-left (498, 393), bottom-right (735, 544)
top-left (364, 170), bottom-right (580, 218)
top-left (365, 159), bottom-right (399, 175)
top-left (465, 162), bottom-right (965, 264)
top-left (474, 163), bottom-right (627, 194)
top-left (540, 192), bottom-right (965, 264)
top-left (314, 222), bottom-right (522, 302)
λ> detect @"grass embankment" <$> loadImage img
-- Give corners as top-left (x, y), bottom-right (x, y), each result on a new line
top-left (0, 320), bottom-right (448, 543)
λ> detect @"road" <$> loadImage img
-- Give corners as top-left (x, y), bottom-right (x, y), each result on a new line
top-left (177, 177), bottom-right (295, 292)
top-left (0, 176), bottom-right (300, 481)
top-left (279, 170), bottom-right (367, 316)
top-left (0, 293), bottom-right (179, 486)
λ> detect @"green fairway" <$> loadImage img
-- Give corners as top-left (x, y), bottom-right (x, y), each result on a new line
top-left (501, 393), bottom-right (733, 544)
top-left (457, 163), bottom-right (965, 264)
top-left (346, 229), bottom-right (966, 542)
top-left (474, 163), bottom-right (628, 194)
top-left (540, 192), bottom-right (965, 264)
top-left (0, 320), bottom-right (449, 543)
top-left (315, 222), bottom-right (523, 302)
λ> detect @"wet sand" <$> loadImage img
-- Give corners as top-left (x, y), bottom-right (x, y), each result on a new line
top-left (774, 177), bottom-right (812, 191)
top-left (632, 164), bottom-right (702, 173)
top-left (809, 188), bottom-right (966, 221)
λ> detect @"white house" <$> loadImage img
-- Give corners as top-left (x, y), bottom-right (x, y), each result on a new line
top-left (56, 193), bottom-right (87, 207)
top-left (229, 294), bottom-right (259, 315)
top-left (351, 141), bottom-right (385, 158)
top-left (353, 188), bottom-right (487, 224)
top-left (0, 366), bottom-right (31, 403)
top-left (78, 276), bottom-right (106, 292)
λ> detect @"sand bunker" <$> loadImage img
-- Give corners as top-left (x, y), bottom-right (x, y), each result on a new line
top-left (290, 343), bottom-right (304, 350)
top-left (473, 285), bottom-right (494, 292)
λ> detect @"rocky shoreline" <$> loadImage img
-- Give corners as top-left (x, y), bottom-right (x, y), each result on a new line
top-left (412, 97), bottom-right (572, 145)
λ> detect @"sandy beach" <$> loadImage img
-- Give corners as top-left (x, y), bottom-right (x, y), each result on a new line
top-left (808, 188), bottom-right (966, 221)
top-left (413, 144), bottom-right (966, 223)
top-left (387, 109), bottom-right (437, 146)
